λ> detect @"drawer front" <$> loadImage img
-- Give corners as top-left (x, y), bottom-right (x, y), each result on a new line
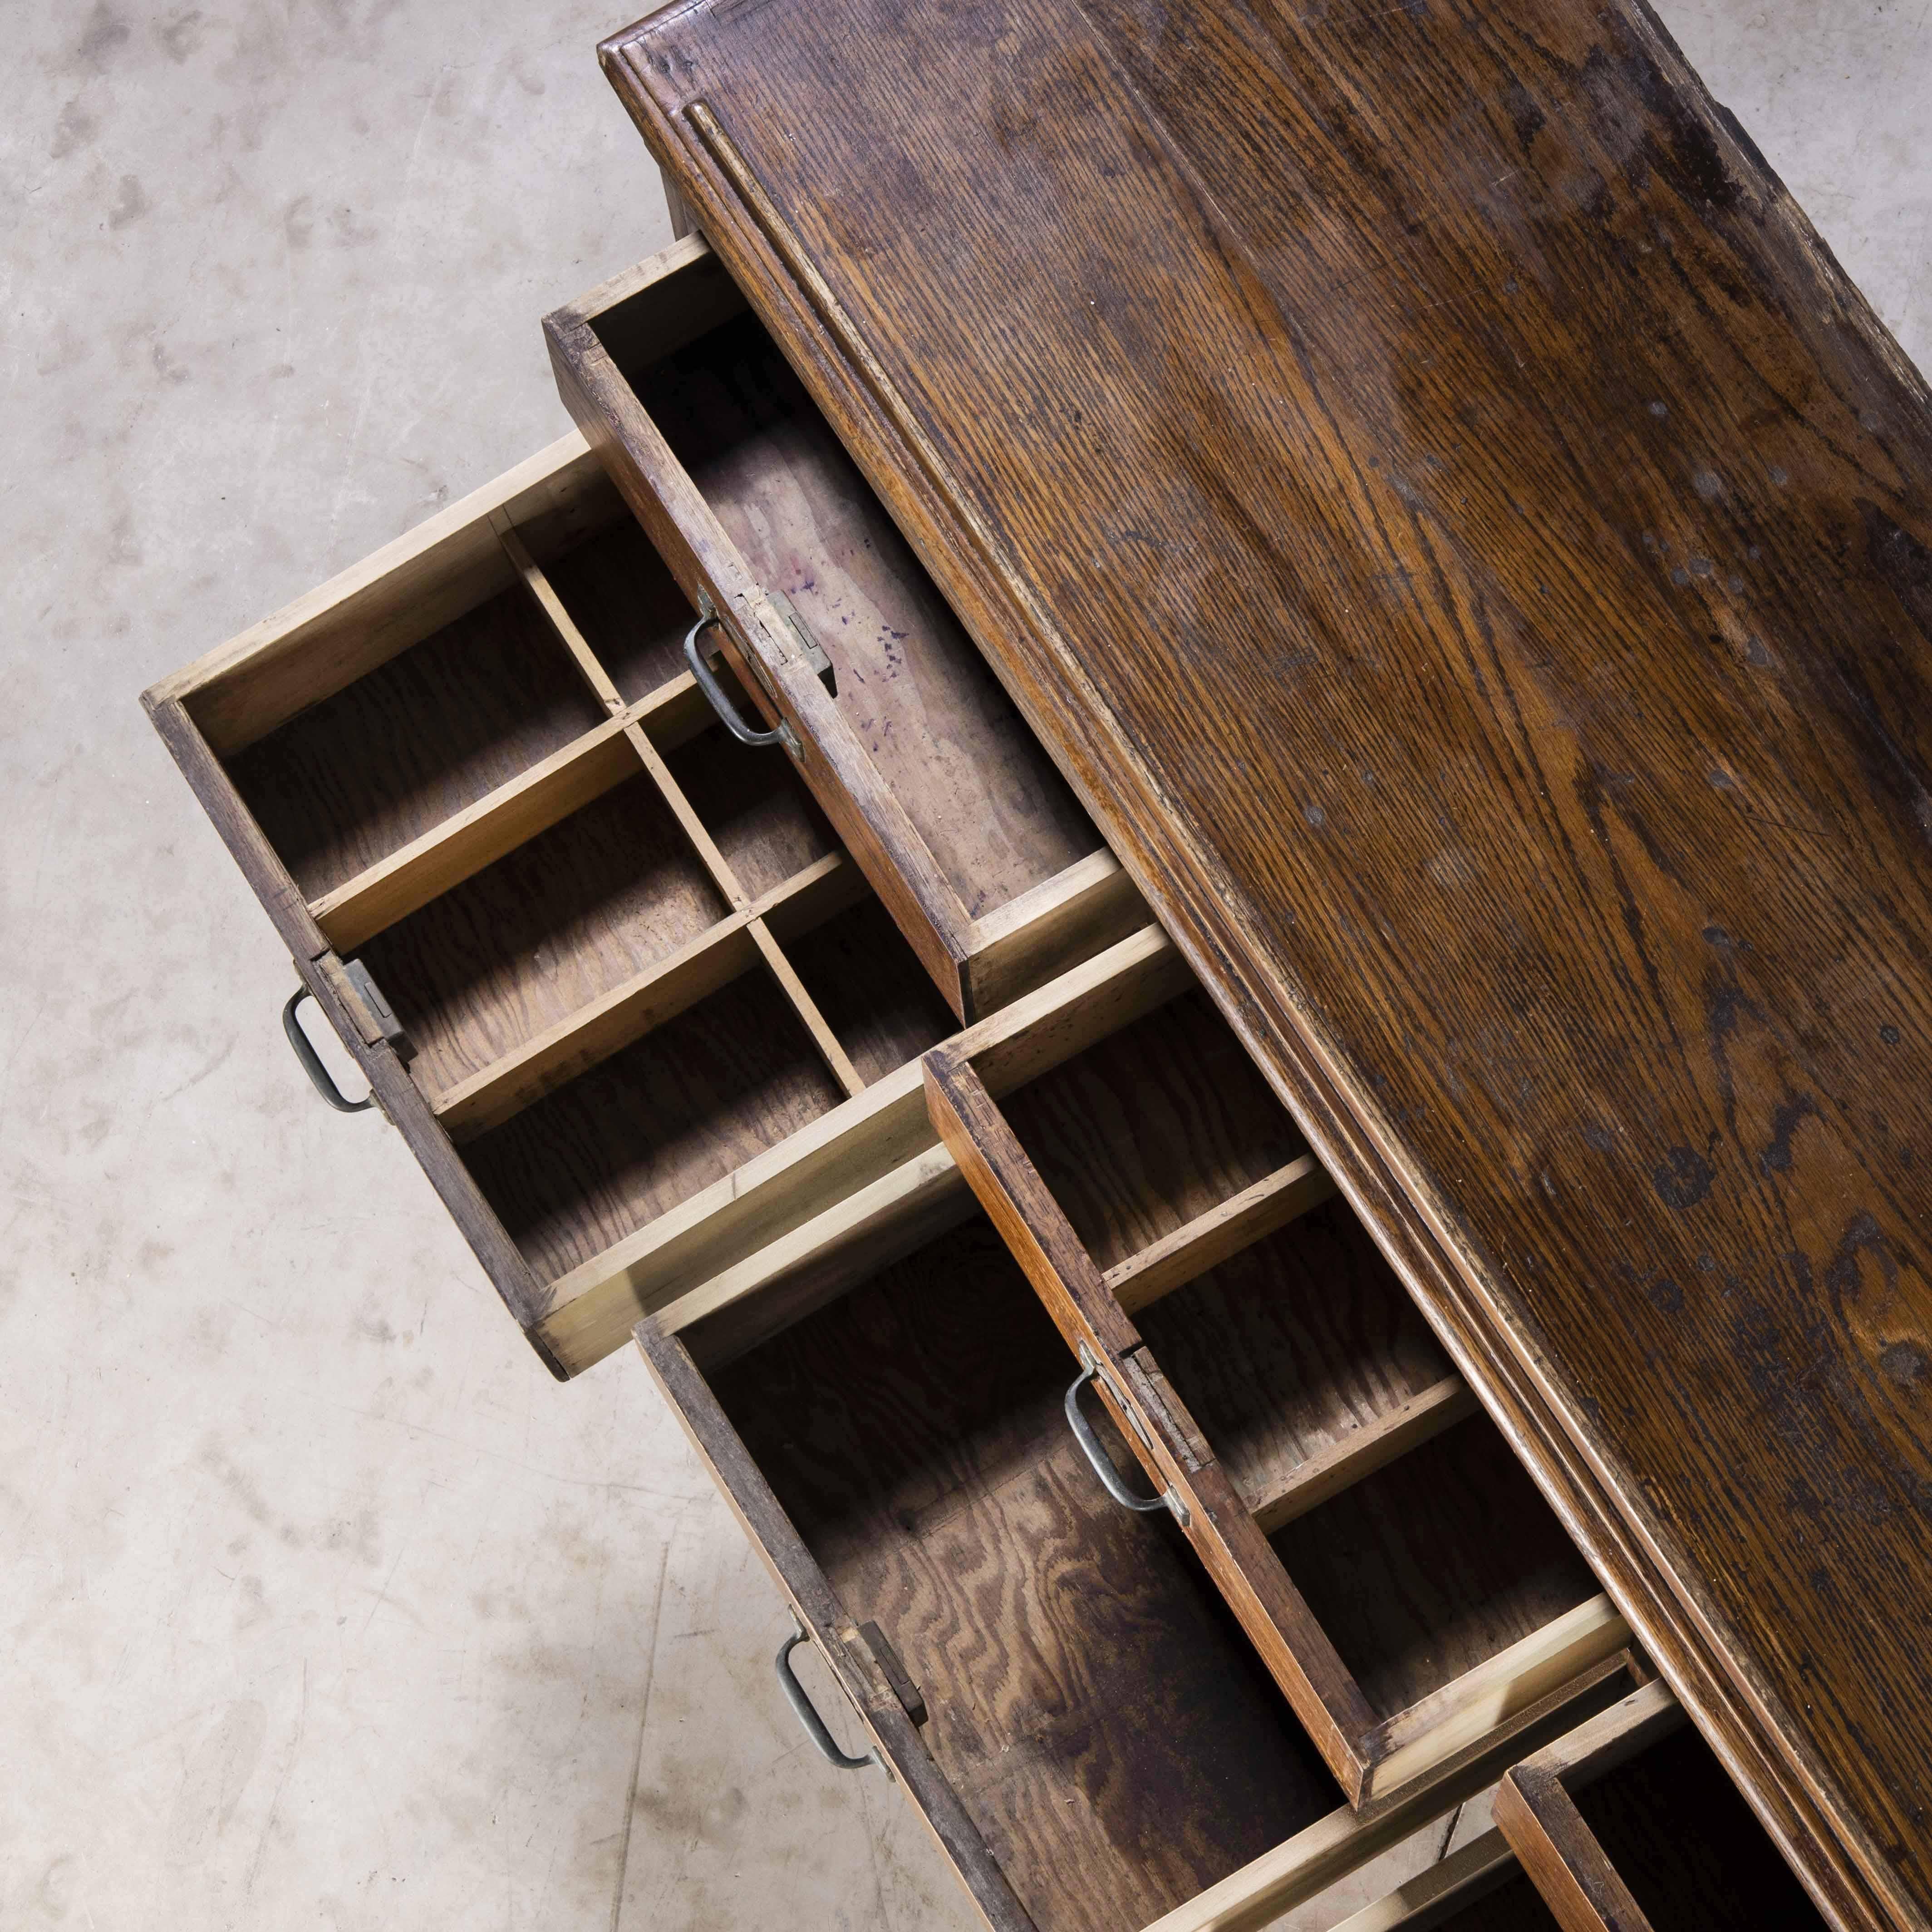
top-left (544, 236), bottom-right (1146, 1024)
top-left (923, 983), bottom-right (1631, 1809)
top-left (1495, 1681), bottom-right (1831, 1932)
top-left (629, 1082), bottom-right (1649, 1932)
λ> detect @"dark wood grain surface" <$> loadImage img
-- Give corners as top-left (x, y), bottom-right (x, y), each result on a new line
top-left (466, 972), bottom-right (841, 1282)
top-left (603, 2), bottom-right (1932, 1923)
top-left (713, 1217), bottom-right (1342, 1932)
top-left (1002, 988), bottom-right (1307, 1269)
top-left (1282, 1416), bottom-right (1599, 1719)
top-left (781, 895), bottom-right (958, 1082)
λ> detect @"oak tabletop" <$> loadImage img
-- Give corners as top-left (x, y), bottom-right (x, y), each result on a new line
top-left (599, 1), bottom-right (1932, 1924)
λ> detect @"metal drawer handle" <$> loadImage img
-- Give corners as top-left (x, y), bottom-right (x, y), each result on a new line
top-left (776, 1621), bottom-right (875, 1771)
top-left (685, 614), bottom-right (783, 748)
top-left (281, 990), bottom-right (373, 1113)
top-left (1065, 1347), bottom-right (1187, 1522)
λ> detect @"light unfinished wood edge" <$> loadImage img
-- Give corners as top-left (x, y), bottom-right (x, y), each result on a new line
top-left (1134, 1734), bottom-right (1532, 1932)
top-left (531, 924), bottom-right (1183, 1375)
top-left (749, 915), bottom-right (865, 1100)
top-left (1511, 1674), bottom-right (1684, 1790)
top-left (1106, 1154), bottom-right (1337, 1314)
top-left (306, 676), bottom-right (713, 952)
top-left (959, 847), bottom-right (1148, 1018)
top-left (1327, 1829), bottom-right (1520, 1932)
top-left (1362, 1596), bottom-right (1634, 1804)
top-left (149, 431), bottom-right (617, 754)
top-left (493, 513), bottom-right (626, 713)
top-left (546, 229), bottom-right (737, 345)
top-left (1249, 1376), bottom-right (1480, 1537)
top-left (435, 852), bottom-right (863, 1143)
top-left (663, 1143), bottom-right (972, 1367)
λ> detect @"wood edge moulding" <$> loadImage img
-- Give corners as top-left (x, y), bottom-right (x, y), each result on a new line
top-left (590, 49), bottom-right (1915, 1932)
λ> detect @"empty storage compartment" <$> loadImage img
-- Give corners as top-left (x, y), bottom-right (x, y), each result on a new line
top-left (146, 431), bottom-right (974, 1377)
top-left (1496, 1680), bottom-right (1829, 1932)
top-left (547, 235), bottom-right (1148, 1022)
top-left (924, 978), bottom-right (1631, 1808)
top-left (636, 1199), bottom-right (1638, 1932)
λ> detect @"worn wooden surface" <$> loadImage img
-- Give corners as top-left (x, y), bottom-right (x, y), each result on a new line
top-left (1000, 988), bottom-right (1308, 1270)
top-left (621, 307), bottom-right (1098, 917)
top-left (1138, 1202), bottom-right (1453, 1521)
top-left (711, 1216), bottom-right (1342, 1932)
top-left (605, 0), bottom-right (1932, 1921)
top-left (466, 972), bottom-right (844, 1283)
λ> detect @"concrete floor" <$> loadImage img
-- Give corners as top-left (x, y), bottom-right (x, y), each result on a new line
top-left (2, 3), bottom-right (1924, 1928)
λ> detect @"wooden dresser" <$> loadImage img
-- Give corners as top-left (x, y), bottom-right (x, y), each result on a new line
top-left (144, 0), bottom-right (1930, 1926)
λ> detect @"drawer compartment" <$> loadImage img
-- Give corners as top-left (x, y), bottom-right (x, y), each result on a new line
top-left (144, 432), bottom-right (1131, 1375)
top-left (636, 1201), bottom-right (1646, 1932)
top-left (1495, 1681), bottom-right (1829, 1932)
top-left (546, 235), bottom-right (1145, 1023)
top-left (923, 991), bottom-right (1631, 1808)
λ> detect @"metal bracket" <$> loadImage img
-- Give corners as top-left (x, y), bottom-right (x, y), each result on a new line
top-left (344, 958), bottom-right (414, 1063)
top-left (768, 588), bottom-right (837, 696)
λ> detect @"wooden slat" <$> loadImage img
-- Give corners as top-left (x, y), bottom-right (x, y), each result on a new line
top-left (308, 713), bottom-right (639, 951)
top-left (494, 513), bottom-right (626, 713)
top-left (961, 848), bottom-right (1147, 1019)
top-left (531, 924), bottom-right (1184, 1375)
top-left (1327, 1830), bottom-right (1520, 1932)
top-left (1363, 1598), bottom-right (1634, 1805)
top-left (667, 1143), bottom-right (973, 1368)
top-left (433, 853), bottom-right (863, 1143)
top-left (1249, 1376), bottom-right (1480, 1536)
top-left (1105, 1154), bottom-right (1336, 1314)
top-left (621, 714), bottom-right (744, 907)
top-left (750, 916), bottom-right (865, 1099)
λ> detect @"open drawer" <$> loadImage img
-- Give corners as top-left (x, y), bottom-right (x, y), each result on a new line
top-left (922, 990), bottom-right (1632, 1809)
top-left (142, 424), bottom-right (1133, 1376)
top-left (634, 1181), bottom-right (1651, 1932)
top-left (1494, 1680), bottom-right (1829, 1932)
top-left (545, 235), bottom-right (1142, 1024)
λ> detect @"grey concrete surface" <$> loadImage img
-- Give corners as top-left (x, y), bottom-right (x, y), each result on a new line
top-left (1, 3), bottom-right (1924, 1928)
